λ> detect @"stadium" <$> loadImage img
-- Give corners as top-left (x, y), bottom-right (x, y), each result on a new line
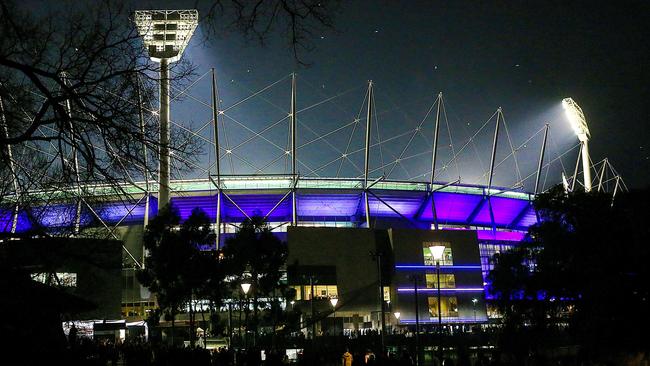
top-left (0, 10), bottom-right (627, 338)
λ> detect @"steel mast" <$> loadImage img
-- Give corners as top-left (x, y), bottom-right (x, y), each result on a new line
top-left (134, 9), bottom-right (198, 211)
top-left (363, 81), bottom-right (374, 228)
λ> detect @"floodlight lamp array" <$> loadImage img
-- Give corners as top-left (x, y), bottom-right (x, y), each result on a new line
top-left (134, 9), bottom-right (198, 63)
top-left (562, 97), bottom-right (590, 142)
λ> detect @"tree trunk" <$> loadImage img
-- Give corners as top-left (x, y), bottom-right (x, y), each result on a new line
top-left (189, 295), bottom-right (195, 347)
top-left (253, 272), bottom-right (259, 342)
top-left (171, 310), bottom-right (175, 346)
top-left (200, 302), bottom-right (208, 348)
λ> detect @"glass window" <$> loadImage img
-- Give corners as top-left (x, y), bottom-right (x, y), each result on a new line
top-left (31, 272), bottom-right (77, 287)
top-left (425, 274), bottom-right (456, 289)
top-left (428, 296), bottom-right (459, 318)
top-left (300, 285), bottom-right (338, 300)
top-left (383, 286), bottom-right (390, 302)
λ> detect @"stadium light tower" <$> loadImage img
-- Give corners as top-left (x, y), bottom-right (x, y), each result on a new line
top-left (562, 97), bottom-right (592, 192)
top-left (134, 9), bottom-right (199, 211)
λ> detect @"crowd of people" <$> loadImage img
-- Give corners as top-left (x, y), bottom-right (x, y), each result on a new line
top-left (59, 329), bottom-right (504, 366)
top-left (54, 325), bottom-right (606, 366)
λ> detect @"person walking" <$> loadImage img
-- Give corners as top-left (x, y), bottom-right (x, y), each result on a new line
top-left (342, 348), bottom-right (353, 366)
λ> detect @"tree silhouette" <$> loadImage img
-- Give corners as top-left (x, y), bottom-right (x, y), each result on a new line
top-left (221, 216), bottom-right (288, 338)
top-left (489, 185), bottom-right (650, 360)
top-left (137, 205), bottom-right (218, 346)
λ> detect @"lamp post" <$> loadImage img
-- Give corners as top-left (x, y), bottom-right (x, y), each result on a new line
top-left (228, 302), bottom-right (233, 347)
top-left (429, 245), bottom-right (446, 363)
top-left (472, 298), bottom-right (478, 322)
top-left (371, 250), bottom-right (386, 353)
top-left (241, 282), bottom-right (251, 348)
top-left (408, 274), bottom-right (420, 366)
top-left (330, 297), bottom-right (338, 335)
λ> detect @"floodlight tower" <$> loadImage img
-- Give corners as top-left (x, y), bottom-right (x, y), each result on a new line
top-left (134, 10), bottom-right (198, 211)
top-left (562, 97), bottom-right (592, 192)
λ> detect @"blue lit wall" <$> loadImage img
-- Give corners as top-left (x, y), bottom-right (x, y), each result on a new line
top-left (1, 185), bottom-right (535, 233)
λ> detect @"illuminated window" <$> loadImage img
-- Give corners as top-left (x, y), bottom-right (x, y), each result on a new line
top-left (425, 273), bottom-right (456, 289)
top-left (292, 285), bottom-right (338, 300)
top-left (383, 286), bottom-right (390, 302)
top-left (428, 296), bottom-right (459, 318)
top-left (31, 272), bottom-right (77, 287)
top-left (121, 301), bottom-right (157, 318)
top-left (422, 243), bottom-right (453, 265)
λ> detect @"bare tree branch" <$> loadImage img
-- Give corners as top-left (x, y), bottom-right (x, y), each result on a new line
top-left (200, 0), bottom-right (340, 66)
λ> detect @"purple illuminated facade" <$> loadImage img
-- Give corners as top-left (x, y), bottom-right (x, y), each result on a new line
top-left (1, 177), bottom-right (533, 325)
top-left (1, 177), bottom-right (534, 233)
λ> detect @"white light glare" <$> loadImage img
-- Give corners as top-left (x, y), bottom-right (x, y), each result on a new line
top-left (429, 245), bottom-right (446, 261)
top-left (562, 98), bottom-right (590, 142)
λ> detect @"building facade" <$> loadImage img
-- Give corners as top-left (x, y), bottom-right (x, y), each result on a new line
top-left (1, 177), bottom-right (532, 327)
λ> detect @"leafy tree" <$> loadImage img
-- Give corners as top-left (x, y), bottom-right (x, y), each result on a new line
top-left (137, 205), bottom-right (218, 346)
top-left (221, 216), bottom-right (288, 336)
top-left (489, 185), bottom-right (650, 360)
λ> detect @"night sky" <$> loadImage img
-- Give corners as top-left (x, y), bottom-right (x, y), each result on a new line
top-left (106, 1), bottom-right (650, 189)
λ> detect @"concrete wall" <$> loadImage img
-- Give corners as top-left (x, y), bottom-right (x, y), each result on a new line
top-left (287, 227), bottom-right (390, 315)
top-left (4, 238), bottom-right (122, 319)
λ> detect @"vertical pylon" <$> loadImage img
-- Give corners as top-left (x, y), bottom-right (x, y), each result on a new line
top-left (534, 124), bottom-right (550, 195)
top-left (611, 176), bottom-right (621, 206)
top-left (61, 73), bottom-right (82, 235)
top-left (136, 76), bottom-right (151, 263)
top-left (211, 68), bottom-right (222, 248)
top-left (429, 92), bottom-right (443, 230)
top-left (290, 73), bottom-right (298, 226)
top-left (158, 58), bottom-right (171, 212)
top-left (363, 81), bottom-right (374, 228)
top-left (486, 108), bottom-right (502, 233)
top-left (571, 147), bottom-right (581, 192)
top-left (597, 158), bottom-right (608, 192)
top-left (581, 140), bottom-right (592, 192)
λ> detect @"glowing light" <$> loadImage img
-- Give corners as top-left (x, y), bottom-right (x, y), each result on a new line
top-left (395, 265), bottom-right (481, 270)
top-left (562, 98), bottom-right (590, 142)
top-left (393, 312), bottom-right (401, 320)
top-left (329, 298), bottom-right (338, 307)
top-left (240, 282), bottom-right (251, 294)
top-left (429, 245), bottom-right (446, 261)
top-left (134, 10), bottom-right (199, 63)
top-left (397, 288), bottom-right (484, 293)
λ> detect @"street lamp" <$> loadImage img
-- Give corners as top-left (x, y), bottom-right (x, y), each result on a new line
top-left (562, 97), bottom-right (592, 192)
top-left (429, 245), bottom-right (445, 362)
top-left (241, 282), bottom-right (251, 348)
